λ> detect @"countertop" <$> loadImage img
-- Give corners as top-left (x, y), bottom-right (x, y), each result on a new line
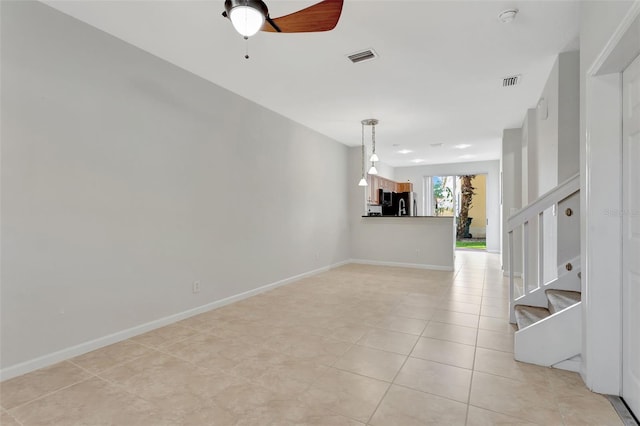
top-left (361, 215), bottom-right (452, 218)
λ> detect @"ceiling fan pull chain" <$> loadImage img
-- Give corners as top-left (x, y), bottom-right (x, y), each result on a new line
top-left (244, 36), bottom-right (250, 59)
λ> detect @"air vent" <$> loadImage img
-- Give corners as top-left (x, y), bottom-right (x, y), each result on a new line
top-left (347, 49), bottom-right (378, 64)
top-left (503, 75), bottom-right (521, 87)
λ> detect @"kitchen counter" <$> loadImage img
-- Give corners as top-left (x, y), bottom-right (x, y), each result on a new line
top-left (361, 215), bottom-right (451, 218)
top-left (351, 216), bottom-right (455, 271)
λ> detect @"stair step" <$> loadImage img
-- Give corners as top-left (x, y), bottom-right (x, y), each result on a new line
top-left (515, 305), bottom-right (551, 330)
top-left (546, 289), bottom-right (581, 314)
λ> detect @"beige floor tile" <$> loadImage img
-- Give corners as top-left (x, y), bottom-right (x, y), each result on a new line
top-left (69, 340), bottom-right (151, 373)
top-left (333, 345), bottom-right (406, 382)
top-left (450, 286), bottom-right (484, 297)
top-left (9, 377), bottom-right (177, 425)
top-left (99, 352), bottom-right (248, 416)
top-left (474, 347), bottom-right (549, 385)
top-left (444, 293), bottom-right (483, 305)
top-left (440, 300), bottom-right (482, 315)
top-left (286, 335), bottom-right (352, 366)
top-left (477, 329), bottom-right (514, 353)
top-left (557, 394), bottom-right (623, 425)
top-left (0, 361), bottom-right (91, 410)
top-left (478, 315), bottom-right (517, 334)
top-left (1, 410), bottom-right (20, 426)
top-left (410, 336), bottom-right (475, 369)
top-left (547, 368), bottom-right (595, 398)
top-left (300, 368), bottom-right (389, 423)
top-left (163, 332), bottom-right (261, 371)
top-left (422, 321), bottom-right (478, 346)
top-left (431, 310), bottom-right (480, 328)
top-left (369, 384), bottom-right (468, 426)
top-left (480, 304), bottom-right (510, 319)
top-left (375, 315), bottom-right (428, 335)
top-left (357, 328), bottom-right (419, 355)
top-left (466, 405), bottom-right (538, 425)
top-left (324, 323), bottom-right (372, 343)
top-left (482, 295), bottom-right (511, 308)
top-left (130, 323), bottom-right (199, 348)
top-left (391, 303), bottom-right (436, 320)
top-left (175, 400), bottom-right (239, 425)
top-left (469, 371), bottom-right (565, 424)
top-left (398, 293), bottom-right (443, 308)
top-left (395, 357), bottom-right (472, 403)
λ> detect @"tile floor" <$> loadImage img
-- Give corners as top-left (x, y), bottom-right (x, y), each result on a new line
top-left (0, 251), bottom-right (623, 425)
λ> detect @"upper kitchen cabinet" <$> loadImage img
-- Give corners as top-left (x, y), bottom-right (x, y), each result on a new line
top-left (397, 182), bottom-right (414, 192)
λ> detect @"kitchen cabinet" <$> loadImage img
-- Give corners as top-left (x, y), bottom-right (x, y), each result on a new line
top-left (397, 182), bottom-right (414, 192)
top-left (367, 177), bottom-right (413, 204)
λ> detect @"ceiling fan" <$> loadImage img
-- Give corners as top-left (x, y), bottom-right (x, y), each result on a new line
top-left (222, 0), bottom-right (344, 38)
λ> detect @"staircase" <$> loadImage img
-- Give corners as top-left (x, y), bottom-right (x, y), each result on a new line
top-left (507, 174), bottom-right (582, 371)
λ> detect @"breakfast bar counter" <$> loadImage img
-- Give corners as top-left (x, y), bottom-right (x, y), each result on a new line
top-left (351, 216), bottom-right (455, 271)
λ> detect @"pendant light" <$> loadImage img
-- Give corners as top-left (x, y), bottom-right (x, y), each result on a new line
top-left (358, 122), bottom-right (368, 186)
top-left (368, 119), bottom-right (379, 162)
top-left (361, 119), bottom-right (379, 175)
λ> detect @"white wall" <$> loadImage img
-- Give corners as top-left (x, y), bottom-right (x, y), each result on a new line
top-left (393, 160), bottom-right (501, 253)
top-left (501, 128), bottom-right (522, 274)
top-left (579, 0), bottom-right (637, 394)
top-left (0, 2), bottom-right (350, 373)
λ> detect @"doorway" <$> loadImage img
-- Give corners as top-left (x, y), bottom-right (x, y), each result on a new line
top-left (424, 174), bottom-right (487, 250)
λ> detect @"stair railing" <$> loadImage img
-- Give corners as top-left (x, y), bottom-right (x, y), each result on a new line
top-left (507, 173), bottom-right (580, 323)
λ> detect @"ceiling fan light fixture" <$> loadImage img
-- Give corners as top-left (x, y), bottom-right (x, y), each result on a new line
top-left (226, 0), bottom-right (267, 37)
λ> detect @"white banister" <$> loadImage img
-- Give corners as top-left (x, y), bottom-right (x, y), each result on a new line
top-left (507, 173), bottom-right (580, 324)
top-left (507, 174), bottom-right (580, 230)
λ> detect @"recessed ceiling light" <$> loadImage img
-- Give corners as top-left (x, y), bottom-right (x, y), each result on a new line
top-left (454, 144), bottom-right (471, 149)
top-left (398, 149), bottom-right (413, 154)
top-left (411, 159), bottom-right (425, 163)
top-left (430, 143), bottom-right (444, 147)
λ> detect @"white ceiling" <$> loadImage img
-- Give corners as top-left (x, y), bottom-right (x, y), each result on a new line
top-left (43, 0), bottom-right (580, 167)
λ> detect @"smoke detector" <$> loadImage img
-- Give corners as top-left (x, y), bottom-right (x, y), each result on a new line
top-left (498, 9), bottom-right (518, 23)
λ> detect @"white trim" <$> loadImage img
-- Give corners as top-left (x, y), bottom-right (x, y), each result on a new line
top-left (588, 1), bottom-right (640, 76)
top-left (0, 260), bottom-right (350, 382)
top-left (582, 0), bottom-right (640, 395)
top-left (349, 258), bottom-right (454, 271)
top-left (487, 249), bottom-right (501, 254)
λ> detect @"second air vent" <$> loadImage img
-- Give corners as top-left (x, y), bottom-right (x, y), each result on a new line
top-left (503, 75), bottom-right (521, 87)
top-left (348, 49), bottom-right (378, 64)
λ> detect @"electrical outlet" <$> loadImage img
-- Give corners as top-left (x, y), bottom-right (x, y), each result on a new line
top-left (192, 281), bottom-right (201, 294)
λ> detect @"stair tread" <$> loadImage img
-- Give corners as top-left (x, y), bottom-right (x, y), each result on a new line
top-left (514, 305), bottom-right (551, 330)
top-left (546, 289), bottom-right (581, 314)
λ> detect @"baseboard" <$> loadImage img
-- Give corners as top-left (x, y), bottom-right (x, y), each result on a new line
top-left (487, 249), bottom-right (501, 254)
top-left (552, 354), bottom-right (582, 373)
top-left (349, 258), bottom-right (454, 271)
top-left (0, 260), bottom-right (349, 382)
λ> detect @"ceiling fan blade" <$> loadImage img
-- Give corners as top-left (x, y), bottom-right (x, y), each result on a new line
top-left (261, 0), bottom-right (343, 33)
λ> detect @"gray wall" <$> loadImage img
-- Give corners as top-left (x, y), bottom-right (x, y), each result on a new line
top-left (1, 1), bottom-right (350, 370)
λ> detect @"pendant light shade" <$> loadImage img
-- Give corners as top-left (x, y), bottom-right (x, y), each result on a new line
top-left (368, 163), bottom-right (378, 175)
top-left (358, 177), bottom-right (368, 186)
top-left (369, 152), bottom-right (379, 162)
